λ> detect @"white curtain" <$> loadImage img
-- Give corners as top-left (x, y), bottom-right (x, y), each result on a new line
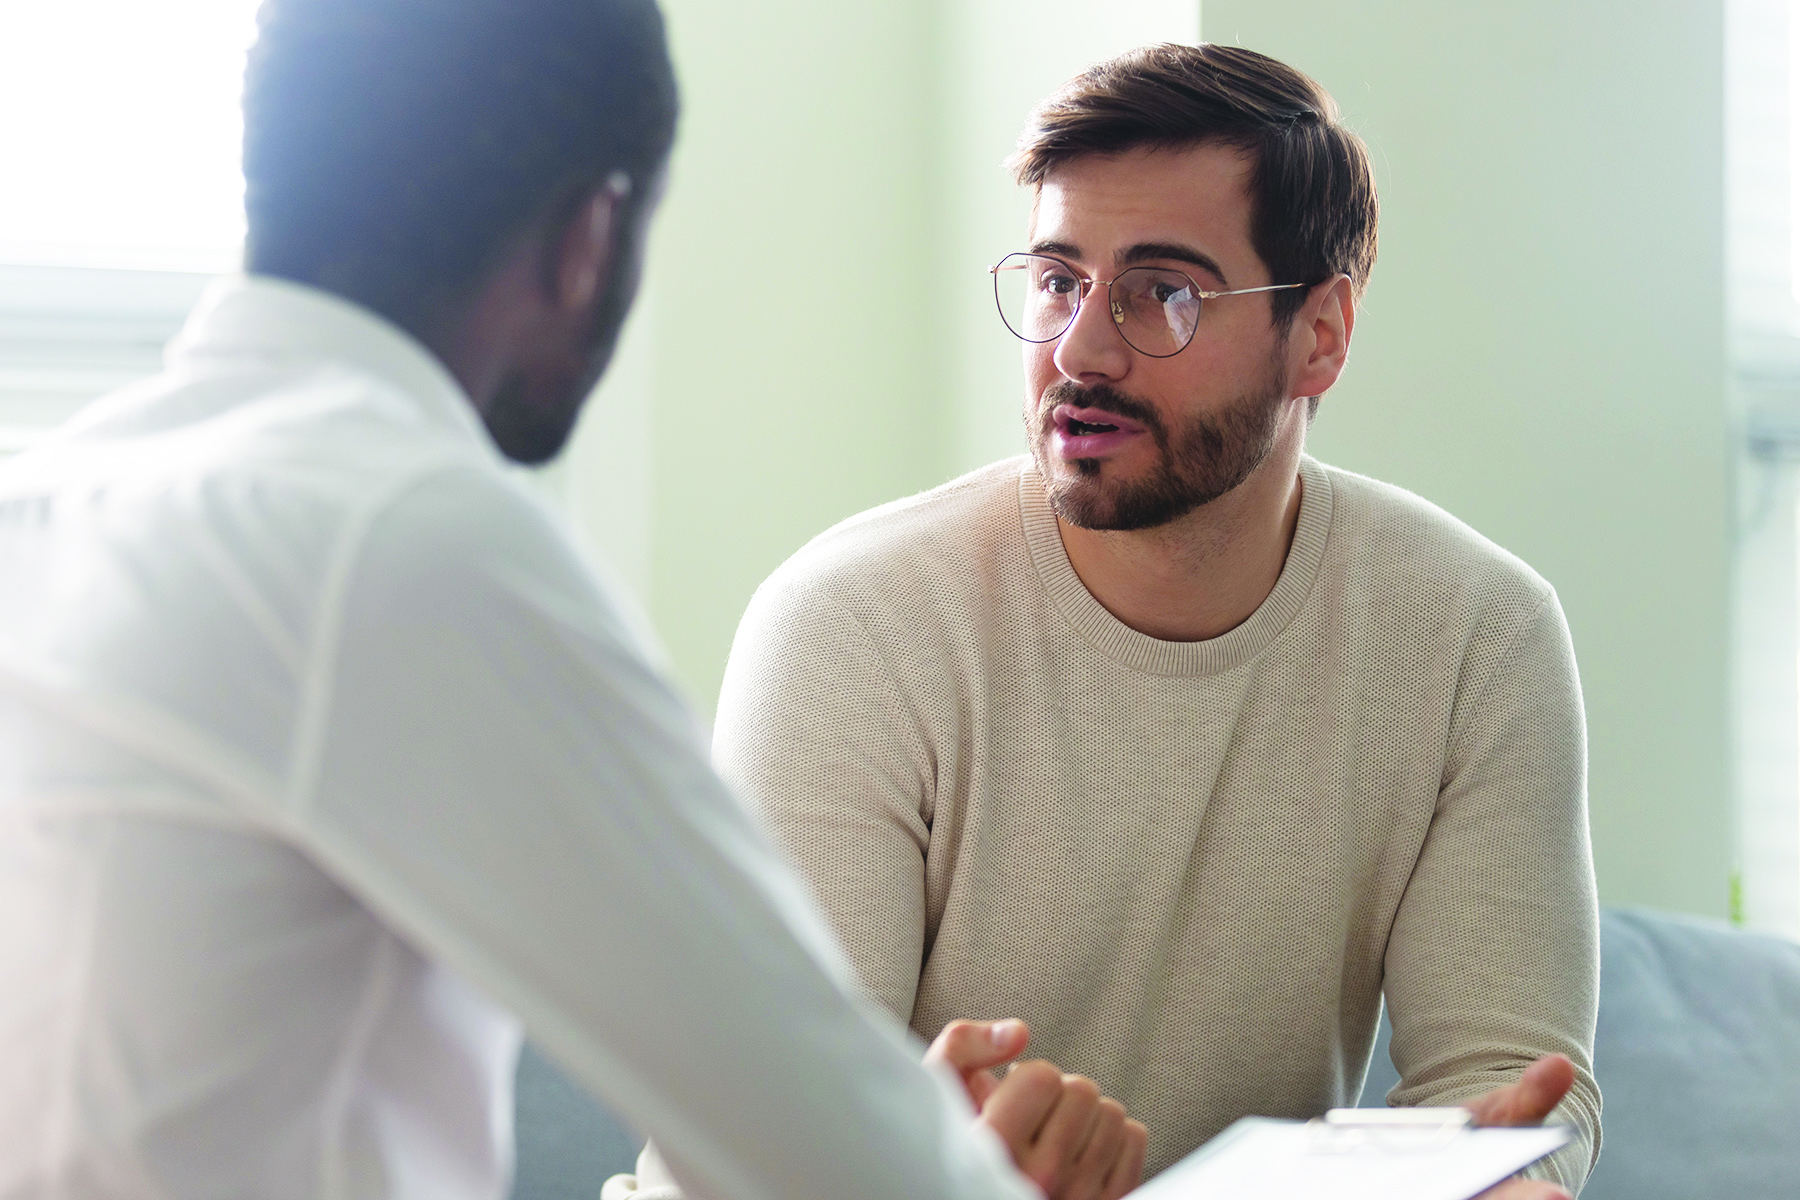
top-left (1728, 0), bottom-right (1800, 938)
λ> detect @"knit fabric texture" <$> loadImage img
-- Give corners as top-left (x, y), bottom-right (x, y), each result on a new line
top-left (710, 455), bottom-right (1601, 1191)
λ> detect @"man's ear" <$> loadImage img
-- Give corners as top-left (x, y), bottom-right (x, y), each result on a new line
top-left (1288, 274), bottom-right (1356, 401)
top-left (551, 172), bottom-right (632, 312)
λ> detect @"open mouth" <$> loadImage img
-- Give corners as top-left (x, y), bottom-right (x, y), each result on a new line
top-left (1047, 403), bottom-right (1147, 463)
top-left (1066, 417), bottom-right (1120, 436)
top-left (1053, 404), bottom-right (1145, 440)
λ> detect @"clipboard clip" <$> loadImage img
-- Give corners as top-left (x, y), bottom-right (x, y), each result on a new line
top-left (1305, 1107), bottom-right (1472, 1154)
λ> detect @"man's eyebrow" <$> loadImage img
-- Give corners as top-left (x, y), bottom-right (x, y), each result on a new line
top-left (1117, 242), bottom-right (1230, 287)
top-left (1027, 238), bottom-right (1232, 288)
top-left (1028, 239), bottom-right (1083, 262)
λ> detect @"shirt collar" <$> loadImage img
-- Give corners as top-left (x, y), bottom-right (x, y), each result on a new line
top-left (165, 273), bottom-right (494, 452)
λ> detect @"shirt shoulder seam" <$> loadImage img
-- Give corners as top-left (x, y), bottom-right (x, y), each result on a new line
top-left (282, 451), bottom-right (493, 817)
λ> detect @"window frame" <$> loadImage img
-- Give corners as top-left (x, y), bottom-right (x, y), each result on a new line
top-left (0, 264), bottom-right (215, 453)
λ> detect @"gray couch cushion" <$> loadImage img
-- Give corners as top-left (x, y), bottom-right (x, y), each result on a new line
top-left (1581, 907), bottom-right (1800, 1199)
top-left (1361, 906), bottom-right (1800, 1198)
top-left (510, 1042), bottom-right (640, 1200)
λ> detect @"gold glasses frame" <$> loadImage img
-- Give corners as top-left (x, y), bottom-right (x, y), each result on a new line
top-left (990, 251), bottom-right (1308, 358)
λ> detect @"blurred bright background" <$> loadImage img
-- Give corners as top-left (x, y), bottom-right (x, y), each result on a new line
top-left (0, 0), bottom-right (253, 272)
top-left (2, 0), bottom-right (1798, 939)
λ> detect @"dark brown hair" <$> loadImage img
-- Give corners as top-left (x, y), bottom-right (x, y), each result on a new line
top-left (1009, 43), bottom-right (1377, 327)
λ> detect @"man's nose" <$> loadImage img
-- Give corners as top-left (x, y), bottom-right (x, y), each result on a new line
top-left (1052, 286), bottom-right (1132, 384)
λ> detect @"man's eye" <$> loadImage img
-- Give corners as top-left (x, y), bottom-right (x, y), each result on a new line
top-left (1152, 283), bottom-right (1193, 304)
top-left (1040, 273), bottom-right (1078, 295)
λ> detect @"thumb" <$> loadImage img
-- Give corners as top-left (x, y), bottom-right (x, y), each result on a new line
top-left (1472, 1054), bottom-right (1576, 1127)
top-left (925, 1019), bottom-right (1031, 1081)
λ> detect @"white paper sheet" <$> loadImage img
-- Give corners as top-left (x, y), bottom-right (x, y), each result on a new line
top-left (1131, 1118), bottom-right (1571, 1200)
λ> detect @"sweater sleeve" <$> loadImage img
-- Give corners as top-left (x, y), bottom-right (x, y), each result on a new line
top-left (711, 571), bottom-right (937, 1027)
top-left (1381, 589), bottom-right (1602, 1192)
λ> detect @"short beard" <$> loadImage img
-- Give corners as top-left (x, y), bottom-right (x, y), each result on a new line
top-left (1031, 350), bottom-right (1291, 532)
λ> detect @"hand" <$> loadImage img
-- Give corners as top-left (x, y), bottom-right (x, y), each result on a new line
top-left (1465, 1054), bottom-right (1577, 1200)
top-left (1475, 1182), bottom-right (1571, 1200)
top-left (1464, 1054), bottom-right (1575, 1127)
top-left (926, 1019), bottom-right (1147, 1200)
top-left (925, 1016), bottom-right (1032, 1109)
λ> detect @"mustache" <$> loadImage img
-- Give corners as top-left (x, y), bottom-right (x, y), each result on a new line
top-left (1039, 381), bottom-right (1167, 440)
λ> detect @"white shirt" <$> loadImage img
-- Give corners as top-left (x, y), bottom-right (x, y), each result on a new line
top-left (0, 276), bottom-right (1034, 1200)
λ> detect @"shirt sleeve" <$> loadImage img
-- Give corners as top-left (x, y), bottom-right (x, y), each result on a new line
top-left (711, 567), bottom-right (936, 1027)
top-left (286, 466), bottom-right (1034, 1200)
top-left (1381, 589), bottom-right (1602, 1191)
top-left (617, 569), bottom-right (938, 1200)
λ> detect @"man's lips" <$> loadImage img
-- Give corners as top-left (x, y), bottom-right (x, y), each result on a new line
top-left (1050, 404), bottom-right (1147, 460)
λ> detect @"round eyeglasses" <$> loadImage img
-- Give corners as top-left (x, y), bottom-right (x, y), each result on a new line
top-left (990, 252), bottom-right (1307, 358)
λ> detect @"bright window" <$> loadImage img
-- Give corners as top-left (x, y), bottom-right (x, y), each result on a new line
top-left (1729, 0), bottom-right (1800, 939)
top-left (0, 1), bottom-right (257, 452)
top-left (0, 0), bottom-right (259, 272)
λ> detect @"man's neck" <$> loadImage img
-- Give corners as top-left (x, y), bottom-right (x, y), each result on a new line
top-left (1055, 434), bottom-right (1307, 643)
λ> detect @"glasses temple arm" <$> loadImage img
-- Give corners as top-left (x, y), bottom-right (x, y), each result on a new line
top-left (1209, 282), bottom-right (1310, 297)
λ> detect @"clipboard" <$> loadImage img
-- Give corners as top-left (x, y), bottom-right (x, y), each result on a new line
top-left (1131, 1108), bottom-right (1572, 1200)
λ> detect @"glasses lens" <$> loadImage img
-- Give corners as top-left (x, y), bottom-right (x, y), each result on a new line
top-left (1111, 267), bottom-right (1202, 357)
top-left (994, 253), bottom-right (1080, 343)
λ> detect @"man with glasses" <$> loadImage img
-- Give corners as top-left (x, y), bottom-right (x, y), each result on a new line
top-left (674, 43), bottom-right (1601, 1200)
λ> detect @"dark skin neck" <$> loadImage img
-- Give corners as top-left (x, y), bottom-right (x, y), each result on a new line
top-left (252, 195), bottom-right (618, 450)
top-left (423, 242), bottom-right (558, 413)
top-left (311, 177), bottom-right (645, 465)
top-left (425, 185), bottom-right (627, 425)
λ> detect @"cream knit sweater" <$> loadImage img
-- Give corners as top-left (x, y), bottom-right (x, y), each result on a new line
top-left (706, 454), bottom-right (1601, 1192)
top-left (616, 455), bottom-right (1600, 1197)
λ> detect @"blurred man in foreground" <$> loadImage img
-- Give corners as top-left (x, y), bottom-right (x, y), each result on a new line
top-left (690, 43), bottom-right (1601, 1199)
top-left (0, 2), bottom-right (1139, 1197)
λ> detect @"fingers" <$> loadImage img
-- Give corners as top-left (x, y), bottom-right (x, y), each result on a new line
top-left (1476, 1180), bottom-right (1571, 1200)
top-left (1062, 1096), bottom-right (1143, 1200)
top-left (1022, 1073), bottom-right (1101, 1195)
top-left (925, 1019), bottom-right (1031, 1111)
top-left (1467, 1054), bottom-right (1576, 1127)
top-left (981, 1059), bottom-right (1065, 1150)
top-left (967, 1067), bottom-right (1000, 1109)
top-left (1511, 1054), bottom-right (1576, 1123)
top-left (1067, 1096), bottom-right (1125, 1194)
top-left (975, 1058), bottom-right (1145, 1200)
top-left (1102, 1119), bottom-right (1148, 1200)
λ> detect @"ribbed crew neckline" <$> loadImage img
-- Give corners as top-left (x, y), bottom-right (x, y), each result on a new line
top-left (1018, 455), bottom-right (1335, 677)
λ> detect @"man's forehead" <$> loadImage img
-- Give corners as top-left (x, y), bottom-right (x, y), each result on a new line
top-left (1027, 144), bottom-right (1255, 276)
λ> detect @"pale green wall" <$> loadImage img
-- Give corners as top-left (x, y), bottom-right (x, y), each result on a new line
top-left (600, 0), bottom-right (1197, 715)
top-left (1204, 1), bottom-right (1734, 917)
top-left (643, 0), bottom-right (947, 713)
top-left (553, 0), bottom-right (1735, 921)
